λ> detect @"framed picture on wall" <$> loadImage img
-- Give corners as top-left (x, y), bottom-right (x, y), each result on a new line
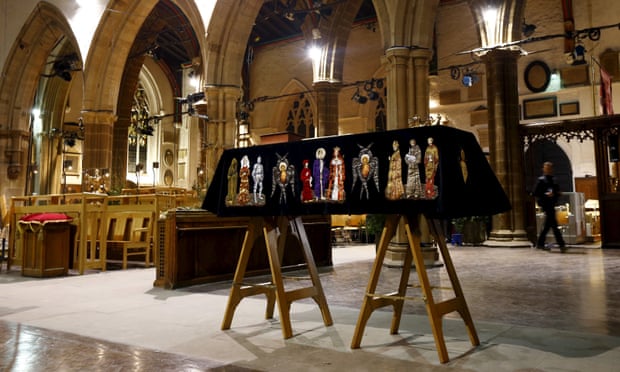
top-left (559, 101), bottom-right (580, 116)
top-left (523, 96), bottom-right (557, 119)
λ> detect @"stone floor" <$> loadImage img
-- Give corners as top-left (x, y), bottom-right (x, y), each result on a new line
top-left (1, 243), bottom-right (619, 371)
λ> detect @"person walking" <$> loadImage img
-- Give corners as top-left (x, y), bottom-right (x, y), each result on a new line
top-left (533, 161), bottom-right (566, 251)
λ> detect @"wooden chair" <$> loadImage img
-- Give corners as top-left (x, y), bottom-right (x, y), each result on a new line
top-left (106, 205), bottom-right (155, 269)
top-left (73, 195), bottom-right (108, 274)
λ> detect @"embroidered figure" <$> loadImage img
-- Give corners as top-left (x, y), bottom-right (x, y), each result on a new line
top-left (236, 155), bottom-right (251, 205)
top-left (352, 143), bottom-right (379, 200)
top-left (385, 140), bottom-right (404, 200)
top-left (313, 147), bottom-right (329, 200)
top-left (300, 159), bottom-right (314, 202)
top-left (326, 146), bottom-right (346, 201)
top-left (226, 158), bottom-right (238, 205)
top-left (459, 148), bottom-right (468, 183)
top-left (405, 138), bottom-right (423, 199)
top-left (271, 153), bottom-right (296, 204)
top-left (252, 155), bottom-right (265, 205)
top-left (424, 137), bottom-right (439, 199)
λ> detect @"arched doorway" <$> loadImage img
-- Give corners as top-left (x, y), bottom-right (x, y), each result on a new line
top-left (524, 139), bottom-right (573, 194)
top-left (523, 139), bottom-right (573, 242)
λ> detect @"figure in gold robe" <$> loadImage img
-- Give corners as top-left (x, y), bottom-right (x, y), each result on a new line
top-left (385, 140), bottom-right (404, 200)
top-left (226, 158), bottom-right (238, 205)
top-left (405, 138), bottom-right (422, 198)
top-left (236, 155), bottom-right (250, 205)
top-left (326, 146), bottom-right (346, 201)
top-left (424, 137), bottom-right (439, 199)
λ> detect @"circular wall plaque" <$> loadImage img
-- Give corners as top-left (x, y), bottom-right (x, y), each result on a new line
top-left (524, 60), bottom-right (551, 93)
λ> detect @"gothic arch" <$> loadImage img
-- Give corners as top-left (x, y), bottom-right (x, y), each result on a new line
top-left (0, 2), bottom-right (81, 133)
top-left (372, 0), bottom-right (439, 50)
top-left (0, 2), bottom-right (82, 195)
top-left (272, 79), bottom-right (316, 138)
top-left (204, 1), bottom-right (262, 85)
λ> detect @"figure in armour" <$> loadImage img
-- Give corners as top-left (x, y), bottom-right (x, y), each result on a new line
top-left (251, 155), bottom-right (265, 204)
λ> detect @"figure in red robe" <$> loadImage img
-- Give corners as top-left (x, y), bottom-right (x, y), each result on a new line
top-left (300, 160), bottom-right (314, 202)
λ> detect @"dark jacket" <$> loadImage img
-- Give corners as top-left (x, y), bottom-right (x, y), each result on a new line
top-left (533, 175), bottom-right (560, 212)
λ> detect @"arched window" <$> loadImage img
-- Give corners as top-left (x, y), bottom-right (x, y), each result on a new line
top-left (285, 94), bottom-right (315, 138)
top-left (374, 97), bottom-right (386, 132)
top-left (128, 87), bottom-right (150, 173)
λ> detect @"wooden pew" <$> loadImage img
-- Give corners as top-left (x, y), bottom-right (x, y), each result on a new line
top-left (105, 203), bottom-right (157, 269)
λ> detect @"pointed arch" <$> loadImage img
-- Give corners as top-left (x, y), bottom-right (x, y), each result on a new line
top-left (0, 2), bottom-right (82, 196)
top-left (271, 79), bottom-right (317, 137)
top-left (204, 1), bottom-right (262, 85)
top-left (0, 2), bottom-right (81, 132)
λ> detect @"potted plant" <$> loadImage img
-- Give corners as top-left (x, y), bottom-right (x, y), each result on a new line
top-left (365, 214), bottom-right (385, 245)
top-left (451, 216), bottom-right (489, 245)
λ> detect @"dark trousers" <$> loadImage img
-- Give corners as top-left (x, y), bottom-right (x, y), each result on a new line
top-left (537, 208), bottom-right (566, 247)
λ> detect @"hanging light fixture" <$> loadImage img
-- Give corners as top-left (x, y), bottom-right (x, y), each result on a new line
top-left (351, 87), bottom-right (368, 104)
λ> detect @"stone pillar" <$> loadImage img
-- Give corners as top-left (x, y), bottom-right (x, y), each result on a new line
top-left (82, 111), bottom-right (116, 171)
top-left (383, 47), bottom-right (410, 130)
top-left (203, 86), bottom-right (242, 186)
top-left (111, 115), bottom-right (130, 192)
top-left (313, 81), bottom-right (341, 137)
top-left (411, 49), bottom-right (433, 121)
top-left (482, 49), bottom-right (529, 245)
top-left (381, 47), bottom-right (438, 266)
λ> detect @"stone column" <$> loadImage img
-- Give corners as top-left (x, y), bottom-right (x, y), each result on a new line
top-left (482, 49), bottom-right (529, 245)
top-left (203, 86), bottom-right (241, 186)
top-left (111, 115), bottom-right (130, 192)
top-left (313, 81), bottom-right (341, 137)
top-left (411, 48), bottom-right (433, 121)
top-left (383, 47), bottom-right (410, 130)
top-left (381, 47), bottom-right (438, 266)
top-left (82, 110), bottom-right (116, 170)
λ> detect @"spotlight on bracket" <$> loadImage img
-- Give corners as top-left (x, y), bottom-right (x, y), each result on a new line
top-left (351, 88), bottom-right (368, 104)
top-left (461, 72), bottom-right (479, 87)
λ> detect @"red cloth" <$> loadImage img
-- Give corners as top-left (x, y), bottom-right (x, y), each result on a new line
top-left (600, 66), bottom-right (614, 115)
top-left (19, 213), bottom-right (73, 224)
